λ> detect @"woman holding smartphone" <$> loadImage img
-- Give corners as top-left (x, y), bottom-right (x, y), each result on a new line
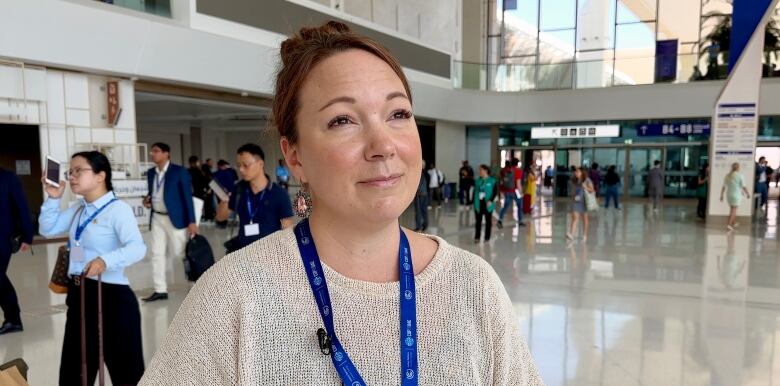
top-left (39, 151), bottom-right (147, 385)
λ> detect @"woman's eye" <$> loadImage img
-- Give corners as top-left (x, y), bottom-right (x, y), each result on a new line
top-left (390, 110), bottom-right (413, 120)
top-left (328, 115), bottom-right (352, 128)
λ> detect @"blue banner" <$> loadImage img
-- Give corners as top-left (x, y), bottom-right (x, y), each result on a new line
top-left (655, 40), bottom-right (678, 82)
top-left (729, 0), bottom-right (774, 71)
top-left (637, 123), bottom-right (711, 137)
top-left (504, 0), bottom-right (517, 10)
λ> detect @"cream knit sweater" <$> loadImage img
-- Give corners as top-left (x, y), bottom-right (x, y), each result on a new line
top-left (139, 228), bottom-right (544, 386)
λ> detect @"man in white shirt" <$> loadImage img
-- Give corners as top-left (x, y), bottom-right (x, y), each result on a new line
top-left (427, 163), bottom-right (444, 208)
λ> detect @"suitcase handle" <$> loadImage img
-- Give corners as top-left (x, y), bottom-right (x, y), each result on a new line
top-left (80, 273), bottom-right (104, 386)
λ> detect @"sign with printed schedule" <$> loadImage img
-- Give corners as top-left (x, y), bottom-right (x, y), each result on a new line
top-left (112, 179), bottom-right (150, 226)
top-left (531, 125), bottom-right (620, 139)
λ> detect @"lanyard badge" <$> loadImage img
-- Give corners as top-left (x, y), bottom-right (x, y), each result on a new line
top-left (295, 219), bottom-right (419, 385)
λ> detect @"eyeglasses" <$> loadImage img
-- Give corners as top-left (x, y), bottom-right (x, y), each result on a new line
top-left (66, 167), bottom-right (93, 179)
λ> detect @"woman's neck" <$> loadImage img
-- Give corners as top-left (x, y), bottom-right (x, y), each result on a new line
top-left (249, 173), bottom-right (268, 193)
top-left (308, 209), bottom-right (402, 283)
top-left (83, 187), bottom-right (109, 203)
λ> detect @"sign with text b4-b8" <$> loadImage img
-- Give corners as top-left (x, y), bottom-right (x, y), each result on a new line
top-left (531, 125), bottom-right (620, 139)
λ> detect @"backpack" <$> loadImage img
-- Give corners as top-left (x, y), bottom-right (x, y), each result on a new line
top-left (501, 169), bottom-right (516, 190)
top-left (184, 234), bottom-right (215, 282)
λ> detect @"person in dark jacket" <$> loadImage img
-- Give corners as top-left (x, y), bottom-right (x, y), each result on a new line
top-left (0, 167), bottom-right (34, 334)
top-left (414, 165), bottom-right (430, 232)
top-left (603, 165), bottom-right (621, 210)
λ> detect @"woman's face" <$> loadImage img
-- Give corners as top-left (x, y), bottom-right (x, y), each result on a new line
top-left (283, 49), bottom-right (422, 224)
top-left (574, 169), bottom-right (583, 180)
top-left (68, 156), bottom-right (102, 196)
top-left (479, 168), bottom-right (488, 178)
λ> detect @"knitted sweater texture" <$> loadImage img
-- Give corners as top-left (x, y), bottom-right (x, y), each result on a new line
top-left (139, 228), bottom-right (544, 385)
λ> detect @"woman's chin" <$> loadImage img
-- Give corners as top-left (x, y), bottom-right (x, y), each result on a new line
top-left (364, 197), bottom-right (411, 222)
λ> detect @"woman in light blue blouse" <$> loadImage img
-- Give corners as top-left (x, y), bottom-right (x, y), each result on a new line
top-left (39, 151), bottom-right (147, 385)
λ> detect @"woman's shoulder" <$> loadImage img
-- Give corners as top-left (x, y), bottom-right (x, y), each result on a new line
top-left (424, 236), bottom-right (506, 290)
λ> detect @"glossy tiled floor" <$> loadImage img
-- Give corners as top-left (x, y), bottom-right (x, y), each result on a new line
top-left (3, 191), bottom-right (780, 385)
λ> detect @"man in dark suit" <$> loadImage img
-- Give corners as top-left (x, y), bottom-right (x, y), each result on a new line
top-left (0, 167), bottom-right (33, 334)
top-left (143, 143), bottom-right (198, 302)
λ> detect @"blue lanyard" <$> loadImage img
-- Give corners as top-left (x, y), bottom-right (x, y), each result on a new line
top-left (294, 219), bottom-right (418, 386)
top-left (245, 186), bottom-right (267, 223)
top-left (155, 171), bottom-right (165, 192)
top-left (74, 198), bottom-right (118, 245)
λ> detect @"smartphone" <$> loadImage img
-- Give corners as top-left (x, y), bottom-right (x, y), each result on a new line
top-left (45, 156), bottom-right (61, 187)
top-left (209, 180), bottom-right (230, 202)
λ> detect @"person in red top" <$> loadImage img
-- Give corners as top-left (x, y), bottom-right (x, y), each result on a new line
top-left (497, 158), bottom-right (524, 228)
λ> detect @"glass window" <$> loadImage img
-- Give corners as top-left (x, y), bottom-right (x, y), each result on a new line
top-left (617, 0), bottom-right (656, 24)
top-left (615, 22), bottom-right (656, 52)
top-left (576, 50), bottom-right (613, 88)
top-left (537, 62), bottom-right (574, 89)
top-left (504, 0), bottom-right (539, 27)
top-left (539, 29), bottom-right (576, 62)
top-left (503, 29), bottom-right (539, 57)
top-left (657, 0), bottom-right (700, 42)
top-left (496, 56), bottom-right (537, 91)
top-left (576, 0), bottom-right (616, 51)
top-left (540, 0), bottom-right (576, 31)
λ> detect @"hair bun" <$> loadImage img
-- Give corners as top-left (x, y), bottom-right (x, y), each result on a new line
top-left (280, 21), bottom-right (353, 66)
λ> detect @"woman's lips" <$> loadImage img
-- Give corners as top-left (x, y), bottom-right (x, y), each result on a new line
top-left (359, 174), bottom-right (403, 187)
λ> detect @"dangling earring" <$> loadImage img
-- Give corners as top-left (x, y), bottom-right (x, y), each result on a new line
top-left (294, 183), bottom-right (313, 218)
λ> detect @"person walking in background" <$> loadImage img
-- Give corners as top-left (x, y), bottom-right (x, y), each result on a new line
top-left (143, 143), bottom-right (198, 302)
top-left (721, 162), bottom-right (751, 231)
top-left (215, 144), bottom-right (295, 250)
top-left (204, 158), bottom-right (216, 174)
top-left (39, 151), bottom-right (147, 385)
top-left (604, 165), bottom-right (621, 210)
top-left (523, 165), bottom-right (537, 214)
top-left (474, 165), bottom-right (498, 243)
top-left (414, 164), bottom-right (429, 232)
top-left (458, 160), bottom-right (474, 211)
top-left (588, 163), bottom-right (602, 196)
top-left (755, 156), bottom-right (772, 212)
top-left (213, 160), bottom-right (239, 229)
top-left (275, 159), bottom-right (290, 190)
top-left (201, 158), bottom-right (216, 222)
top-left (0, 167), bottom-right (33, 335)
top-left (544, 166), bottom-right (553, 189)
top-left (188, 155), bottom-right (211, 221)
top-left (697, 163), bottom-right (710, 219)
top-left (497, 159), bottom-right (523, 229)
top-left (648, 160), bottom-right (664, 211)
top-left (427, 162), bottom-right (444, 208)
top-left (567, 167), bottom-right (595, 242)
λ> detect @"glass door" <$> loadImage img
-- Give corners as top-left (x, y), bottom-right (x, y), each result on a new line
top-left (628, 148), bottom-right (663, 197)
top-left (665, 145), bottom-right (708, 197)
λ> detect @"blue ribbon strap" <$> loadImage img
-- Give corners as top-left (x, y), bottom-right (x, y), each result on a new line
top-left (294, 219), bottom-right (418, 385)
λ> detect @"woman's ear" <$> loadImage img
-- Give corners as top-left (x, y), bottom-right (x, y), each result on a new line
top-left (281, 137), bottom-right (307, 184)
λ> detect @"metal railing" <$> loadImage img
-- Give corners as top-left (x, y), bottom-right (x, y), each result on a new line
top-left (453, 51), bottom-right (780, 92)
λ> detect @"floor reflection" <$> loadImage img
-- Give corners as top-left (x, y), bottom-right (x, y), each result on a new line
top-left (5, 196), bottom-right (780, 385)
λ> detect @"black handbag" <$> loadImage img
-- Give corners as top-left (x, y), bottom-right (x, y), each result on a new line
top-left (184, 234), bottom-right (215, 282)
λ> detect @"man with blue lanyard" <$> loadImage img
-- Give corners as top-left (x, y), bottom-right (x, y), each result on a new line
top-left (143, 142), bottom-right (198, 302)
top-left (216, 144), bottom-right (294, 249)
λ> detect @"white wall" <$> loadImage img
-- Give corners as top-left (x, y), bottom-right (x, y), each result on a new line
top-left (435, 121), bottom-right (466, 182)
top-left (0, 61), bottom-right (138, 207)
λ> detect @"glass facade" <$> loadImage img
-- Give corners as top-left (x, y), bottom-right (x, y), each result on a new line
top-left (454, 1), bottom-right (780, 91)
